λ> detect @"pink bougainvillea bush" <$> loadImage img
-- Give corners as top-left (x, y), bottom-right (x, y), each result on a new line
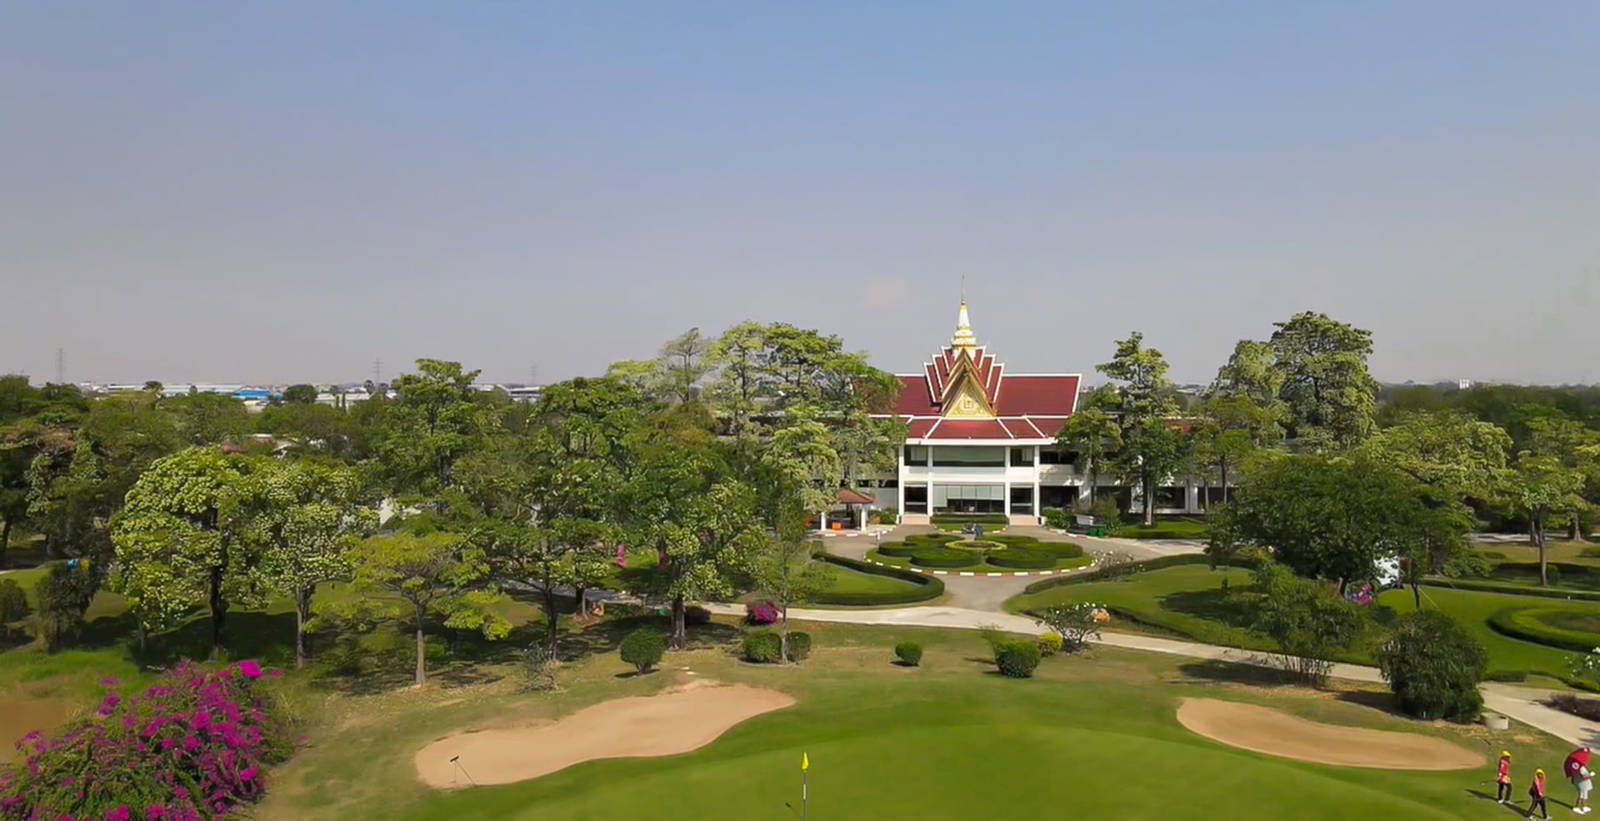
top-left (0, 659), bottom-right (292, 820)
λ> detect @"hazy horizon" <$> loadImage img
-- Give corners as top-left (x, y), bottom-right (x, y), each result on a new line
top-left (4, 2), bottom-right (1597, 387)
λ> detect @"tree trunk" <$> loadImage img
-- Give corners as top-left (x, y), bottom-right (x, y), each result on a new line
top-left (0, 517), bottom-right (11, 569)
top-left (1085, 458), bottom-right (1097, 506)
top-left (778, 605), bottom-right (789, 664)
top-left (1571, 516), bottom-right (1582, 541)
top-left (1142, 472), bottom-right (1155, 526)
top-left (294, 588), bottom-right (311, 669)
top-left (414, 603), bottom-right (428, 687)
top-left (542, 586), bottom-right (561, 659)
top-left (208, 566), bottom-right (226, 659)
top-left (1411, 582), bottom-right (1421, 609)
top-left (1536, 511), bottom-right (1549, 586)
top-left (670, 595), bottom-right (687, 649)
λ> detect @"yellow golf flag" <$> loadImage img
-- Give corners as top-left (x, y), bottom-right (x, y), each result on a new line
top-left (801, 752), bottom-right (809, 771)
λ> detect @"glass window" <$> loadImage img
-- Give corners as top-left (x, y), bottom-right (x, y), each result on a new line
top-left (1154, 486), bottom-right (1186, 509)
top-left (1038, 447), bottom-right (1077, 465)
top-left (903, 484), bottom-right (928, 513)
top-left (1009, 447), bottom-right (1034, 467)
top-left (932, 483), bottom-right (1006, 513)
top-left (931, 446), bottom-right (1006, 467)
top-left (878, 478), bottom-right (899, 489)
top-left (1009, 486), bottom-right (1034, 513)
top-left (903, 445), bottom-right (928, 465)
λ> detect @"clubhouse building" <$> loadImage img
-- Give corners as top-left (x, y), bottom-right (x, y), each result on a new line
top-left (871, 300), bottom-right (1210, 526)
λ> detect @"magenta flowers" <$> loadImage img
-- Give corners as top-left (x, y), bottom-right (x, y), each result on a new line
top-left (0, 660), bottom-right (290, 820)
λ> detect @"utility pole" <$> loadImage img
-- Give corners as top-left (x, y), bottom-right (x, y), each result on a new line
top-left (372, 358), bottom-right (383, 386)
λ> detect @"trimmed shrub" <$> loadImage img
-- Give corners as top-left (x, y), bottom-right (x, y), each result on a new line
top-left (1489, 606), bottom-right (1600, 652)
top-left (745, 601), bottom-right (779, 625)
top-left (684, 605), bottom-right (713, 626)
top-left (1042, 507), bottom-right (1070, 530)
top-left (994, 641), bottom-right (1042, 678)
top-left (619, 628), bottom-right (667, 674)
top-left (910, 548), bottom-right (980, 568)
top-left (894, 641), bottom-right (923, 666)
top-left (1377, 610), bottom-right (1487, 722)
top-left (33, 563), bottom-right (97, 652)
top-left (812, 554), bottom-right (944, 605)
top-left (986, 549), bottom-right (1055, 570)
top-left (742, 630), bottom-right (782, 663)
top-left (1036, 542), bottom-right (1085, 560)
top-left (876, 541), bottom-right (920, 558)
top-left (0, 660), bottom-right (291, 819)
top-left (877, 507), bottom-right (898, 525)
top-left (785, 631), bottom-right (812, 662)
top-left (905, 533), bottom-right (961, 545)
top-left (0, 579), bottom-right (29, 624)
top-left (1037, 632), bottom-right (1064, 657)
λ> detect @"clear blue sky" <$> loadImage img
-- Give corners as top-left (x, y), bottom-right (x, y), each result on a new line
top-left (3, 1), bottom-right (1596, 386)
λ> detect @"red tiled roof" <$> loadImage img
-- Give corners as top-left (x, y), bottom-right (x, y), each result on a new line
top-left (835, 488), bottom-right (876, 505)
top-left (993, 375), bottom-right (1080, 416)
top-left (904, 418), bottom-right (939, 438)
top-left (896, 376), bottom-right (940, 416)
top-left (927, 419), bottom-right (1011, 439)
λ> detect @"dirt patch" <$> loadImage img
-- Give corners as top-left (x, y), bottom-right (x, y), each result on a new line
top-left (0, 697), bottom-right (78, 764)
top-left (414, 682), bottom-right (795, 788)
top-left (1175, 697), bottom-right (1482, 770)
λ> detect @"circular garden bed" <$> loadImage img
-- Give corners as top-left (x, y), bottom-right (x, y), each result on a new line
top-left (1489, 605), bottom-right (1600, 652)
top-left (868, 533), bottom-right (1089, 573)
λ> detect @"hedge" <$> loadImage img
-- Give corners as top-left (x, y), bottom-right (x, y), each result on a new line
top-left (987, 535), bottom-right (1041, 548)
top-left (812, 553), bottom-right (945, 605)
top-left (1020, 553), bottom-right (1213, 594)
top-left (911, 548), bottom-right (983, 568)
top-left (742, 630), bottom-right (782, 663)
top-left (786, 631), bottom-right (812, 662)
top-left (1035, 542), bottom-right (1085, 560)
top-left (931, 513), bottom-right (1010, 525)
top-left (1488, 606), bottom-right (1600, 653)
top-left (1421, 578), bottom-right (1600, 603)
top-left (986, 549), bottom-right (1056, 569)
top-left (905, 533), bottom-right (961, 545)
top-left (876, 541), bottom-right (921, 558)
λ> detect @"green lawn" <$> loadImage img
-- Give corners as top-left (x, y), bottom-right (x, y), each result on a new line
top-left (1115, 516), bottom-right (1210, 540)
top-left (1008, 565), bottom-right (1592, 685)
top-left (254, 621), bottom-right (1564, 821)
top-left (819, 563), bottom-right (924, 597)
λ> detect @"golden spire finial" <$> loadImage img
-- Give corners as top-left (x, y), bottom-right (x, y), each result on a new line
top-left (952, 288), bottom-right (977, 352)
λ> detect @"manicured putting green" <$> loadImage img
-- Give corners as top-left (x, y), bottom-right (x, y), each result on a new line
top-left (401, 677), bottom-right (1484, 821)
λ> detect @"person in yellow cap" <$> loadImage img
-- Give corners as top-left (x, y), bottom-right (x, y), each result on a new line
top-left (1495, 751), bottom-right (1513, 804)
top-left (1528, 767), bottom-right (1549, 819)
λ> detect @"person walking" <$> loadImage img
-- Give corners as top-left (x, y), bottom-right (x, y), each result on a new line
top-left (1567, 747), bottom-right (1594, 815)
top-left (1496, 751), bottom-right (1514, 804)
top-left (1529, 767), bottom-right (1550, 820)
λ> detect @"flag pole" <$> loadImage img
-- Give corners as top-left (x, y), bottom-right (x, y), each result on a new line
top-left (801, 752), bottom-right (809, 821)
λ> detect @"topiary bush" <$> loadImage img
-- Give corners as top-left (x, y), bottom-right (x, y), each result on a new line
top-left (1489, 606), bottom-right (1600, 652)
top-left (785, 631), bottom-right (812, 662)
top-left (909, 547), bottom-right (980, 568)
top-left (1377, 609), bottom-right (1487, 722)
top-left (876, 507), bottom-right (898, 525)
top-left (1042, 507), bottom-right (1070, 530)
top-left (0, 579), bottom-right (29, 624)
top-left (0, 659), bottom-right (291, 819)
top-left (742, 630), bottom-right (782, 663)
top-left (619, 628), bottom-right (667, 674)
top-left (33, 563), bottom-right (97, 653)
top-left (1037, 632), bottom-right (1064, 657)
top-left (905, 533), bottom-right (961, 545)
top-left (985, 549), bottom-right (1055, 569)
top-left (894, 641), bottom-right (923, 666)
top-left (994, 641), bottom-right (1041, 678)
top-left (876, 542), bottom-right (920, 557)
top-left (987, 535), bottom-right (1040, 548)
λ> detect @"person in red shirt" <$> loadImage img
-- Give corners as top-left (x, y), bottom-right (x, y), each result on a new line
top-left (1529, 767), bottom-right (1549, 820)
top-left (1495, 751), bottom-right (1513, 803)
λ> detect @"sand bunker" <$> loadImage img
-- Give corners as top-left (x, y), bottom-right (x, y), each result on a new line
top-left (415, 683), bottom-right (795, 788)
top-left (1176, 698), bottom-right (1482, 770)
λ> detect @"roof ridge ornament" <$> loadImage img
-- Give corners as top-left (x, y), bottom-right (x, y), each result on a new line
top-left (952, 294), bottom-right (978, 353)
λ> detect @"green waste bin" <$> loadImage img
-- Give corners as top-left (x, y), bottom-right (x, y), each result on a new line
top-left (1088, 525), bottom-right (1106, 537)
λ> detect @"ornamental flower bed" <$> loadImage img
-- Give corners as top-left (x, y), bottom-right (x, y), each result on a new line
top-left (0, 659), bottom-right (292, 821)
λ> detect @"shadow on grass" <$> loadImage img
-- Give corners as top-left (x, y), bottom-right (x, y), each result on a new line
top-left (1331, 689), bottom-right (1403, 715)
top-left (1157, 589), bottom-right (1250, 628)
top-left (1172, 659), bottom-right (1304, 687)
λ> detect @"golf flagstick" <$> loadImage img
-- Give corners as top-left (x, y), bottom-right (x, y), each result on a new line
top-left (450, 755), bottom-right (477, 786)
top-left (801, 752), bottom-right (809, 821)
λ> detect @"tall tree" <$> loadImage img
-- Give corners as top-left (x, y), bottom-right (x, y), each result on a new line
top-left (162, 392), bottom-right (251, 446)
top-left (254, 458), bottom-right (376, 668)
top-left (1525, 416), bottom-right (1600, 539)
top-left (110, 447), bottom-right (267, 656)
top-left (1359, 411), bottom-right (1513, 506)
top-left (1510, 453), bottom-right (1587, 585)
top-left (371, 359), bottom-right (488, 506)
top-left (658, 328), bottom-right (711, 405)
top-left (281, 384), bottom-right (319, 405)
top-left (1266, 312), bottom-right (1379, 448)
top-left (1210, 340), bottom-right (1285, 411)
top-left (339, 531), bottom-right (508, 686)
top-left (753, 519), bottom-right (830, 662)
top-left (622, 436), bottom-right (762, 648)
top-left (1191, 394), bottom-right (1280, 504)
top-left (1096, 332), bottom-right (1181, 525)
top-left (1055, 386), bottom-right (1121, 507)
